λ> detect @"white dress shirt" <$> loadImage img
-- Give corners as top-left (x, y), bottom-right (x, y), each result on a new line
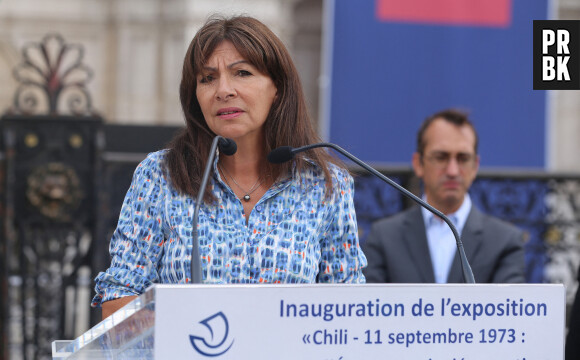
top-left (421, 194), bottom-right (472, 283)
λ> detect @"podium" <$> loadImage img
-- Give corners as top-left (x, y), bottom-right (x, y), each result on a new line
top-left (53, 284), bottom-right (565, 359)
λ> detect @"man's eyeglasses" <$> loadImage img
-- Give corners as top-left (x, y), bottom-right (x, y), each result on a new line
top-left (422, 152), bottom-right (476, 169)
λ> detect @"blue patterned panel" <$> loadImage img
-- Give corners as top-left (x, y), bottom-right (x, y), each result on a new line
top-left (469, 179), bottom-right (547, 223)
top-left (517, 223), bottom-right (548, 284)
top-left (469, 179), bottom-right (549, 284)
top-left (543, 180), bottom-right (580, 303)
top-left (353, 173), bottom-right (405, 244)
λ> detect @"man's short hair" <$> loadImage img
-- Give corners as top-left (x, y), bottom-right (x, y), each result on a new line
top-left (416, 109), bottom-right (479, 155)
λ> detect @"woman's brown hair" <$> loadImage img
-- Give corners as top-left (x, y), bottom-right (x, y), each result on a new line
top-left (165, 15), bottom-right (342, 202)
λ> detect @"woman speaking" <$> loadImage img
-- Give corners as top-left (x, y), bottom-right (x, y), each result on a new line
top-left (92, 15), bottom-right (367, 319)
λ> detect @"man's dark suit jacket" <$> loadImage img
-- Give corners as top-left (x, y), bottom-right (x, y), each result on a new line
top-left (362, 205), bottom-right (526, 283)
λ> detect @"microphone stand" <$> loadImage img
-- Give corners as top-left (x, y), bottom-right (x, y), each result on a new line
top-left (280, 142), bottom-right (475, 284)
top-left (190, 136), bottom-right (223, 284)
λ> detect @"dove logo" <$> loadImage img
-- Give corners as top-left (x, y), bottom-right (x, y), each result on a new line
top-left (189, 312), bottom-right (234, 357)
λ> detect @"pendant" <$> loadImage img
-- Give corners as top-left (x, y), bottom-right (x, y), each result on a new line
top-left (243, 195), bottom-right (251, 202)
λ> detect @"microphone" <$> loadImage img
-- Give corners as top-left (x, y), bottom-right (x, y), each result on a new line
top-left (218, 137), bottom-right (237, 156)
top-left (268, 142), bottom-right (476, 284)
top-left (267, 146), bottom-right (294, 164)
top-left (190, 136), bottom-right (237, 284)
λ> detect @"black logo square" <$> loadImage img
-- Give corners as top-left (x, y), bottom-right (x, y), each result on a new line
top-left (533, 20), bottom-right (580, 90)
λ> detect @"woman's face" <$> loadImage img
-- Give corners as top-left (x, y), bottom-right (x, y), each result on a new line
top-left (196, 41), bottom-right (277, 144)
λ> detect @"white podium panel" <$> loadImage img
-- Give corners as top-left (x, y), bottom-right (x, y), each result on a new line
top-left (54, 284), bottom-right (565, 359)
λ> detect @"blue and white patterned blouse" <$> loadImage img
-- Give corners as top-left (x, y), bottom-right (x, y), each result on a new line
top-left (92, 150), bottom-right (367, 306)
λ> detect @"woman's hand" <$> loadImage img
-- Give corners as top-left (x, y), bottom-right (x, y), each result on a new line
top-left (101, 296), bottom-right (138, 320)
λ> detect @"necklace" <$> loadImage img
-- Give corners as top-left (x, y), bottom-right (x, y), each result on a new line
top-left (218, 164), bottom-right (264, 202)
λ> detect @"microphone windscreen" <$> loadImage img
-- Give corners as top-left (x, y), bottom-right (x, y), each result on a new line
top-left (218, 138), bottom-right (237, 156)
top-left (267, 146), bottom-right (295, 164)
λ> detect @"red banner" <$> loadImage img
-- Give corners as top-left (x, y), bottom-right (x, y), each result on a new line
top-left (376, 0), bottom-right (512, 27)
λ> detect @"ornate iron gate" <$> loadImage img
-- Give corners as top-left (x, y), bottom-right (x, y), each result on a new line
top-left (0, 34), bottom-right (182, 360)
top-left (0, 33), bottom-right (105, 360)
top-left (1, 115), bottom-right (104, 360)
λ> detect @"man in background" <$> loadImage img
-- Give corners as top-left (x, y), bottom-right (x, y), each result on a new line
top-left (363, 109), bottom-right (525, 283)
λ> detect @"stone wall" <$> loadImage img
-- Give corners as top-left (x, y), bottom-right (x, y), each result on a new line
top-left (0, 0), bottom-right (309, 125)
